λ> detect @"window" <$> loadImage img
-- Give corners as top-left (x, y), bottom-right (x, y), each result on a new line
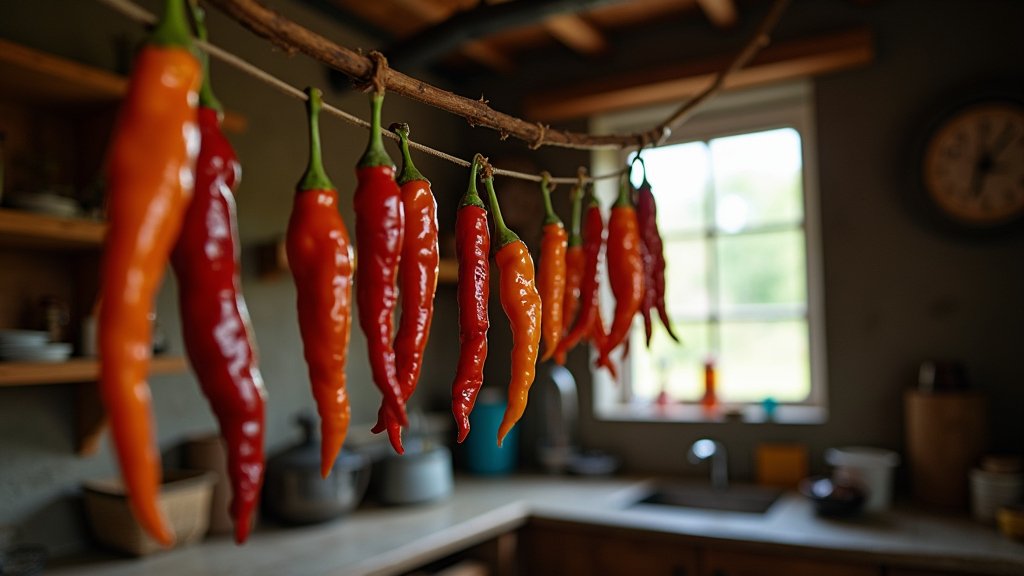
top-left (590, 82), bottom-right (826, 423)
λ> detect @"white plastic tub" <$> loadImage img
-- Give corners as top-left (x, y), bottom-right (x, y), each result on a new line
top-left (825, 446), bottom-right (900, 512)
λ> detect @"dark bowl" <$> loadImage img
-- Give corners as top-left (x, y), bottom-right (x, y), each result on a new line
top-left (799, 476), bottom-right (865, 518)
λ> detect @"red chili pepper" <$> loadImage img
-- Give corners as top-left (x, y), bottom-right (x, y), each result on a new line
top-left (634, 157), bottom-right (680, 346)
top-left (371, 123), bottom-right (438, 454)
top-left (99, 0), bottom-right (199, 546)
top-left (354, 93), bottom-right (408, 428)
top-left (537, 172), bottom-right (567, 362)
top-left (286, 87), bottom-right (354, 478)
top-left (481, 165), bottom-right (542, 446)
top-left (555, 180), bottom-right (585, 365)
top-left (452, 156), bottom-right (490, 443)
top-left (170, 7), bottom-right (265, 543)
top-left (554, 191), bottom-right (615, 379)
top-left (598, 172), bottom-right (645, 369)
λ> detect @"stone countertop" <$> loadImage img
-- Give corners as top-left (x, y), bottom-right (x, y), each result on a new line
top-left (50, 475), bottom-right (1024, 576)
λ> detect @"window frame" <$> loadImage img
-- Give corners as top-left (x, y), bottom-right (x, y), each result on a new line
top-left (589, 81), bottom-right (828, 424)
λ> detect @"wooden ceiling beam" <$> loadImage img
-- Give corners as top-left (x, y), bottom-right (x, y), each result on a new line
top-left (696, 0), bottom-right (738, 28)
top-left (543, 14), bottom-right (609, 55)
top-left (524, 28), bottom-right (874, 121)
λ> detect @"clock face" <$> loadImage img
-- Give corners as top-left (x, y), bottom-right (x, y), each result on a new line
top-left (922, 101), bottom-right (1024, 227)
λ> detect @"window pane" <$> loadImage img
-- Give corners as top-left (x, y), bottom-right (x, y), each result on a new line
top-left (663, 238), bottom-right (708, 317)
top-left (638, 142), bottom-right (709, 234)
top-left (629, 321), bottom-right (710, 403)
top-left (710, 128), bottom-right (803, 231)
top-left (717, 230), bottom-right (806, 313)
top-left (717, 320), bottom-right (810, 403)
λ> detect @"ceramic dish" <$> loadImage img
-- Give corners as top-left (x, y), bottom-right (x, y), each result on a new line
top-left (0, 342), bottom-right (72, 362)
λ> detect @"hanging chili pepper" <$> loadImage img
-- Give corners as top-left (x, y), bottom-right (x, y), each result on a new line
top-left (452, 155), bottom-right (490, 443)
top-left (286, 87), bottom-right (354, 478)
top-left (481, 164), bottom-right (542, 446)
top-left (371, 123), bottom-right (438, 454)
top-left (634, 157), bottom-right (680, 345)
top-left (170, 4), bottom-right (265, 544)
top-left (598, 171), bottom-right (645, 369)
top-left (537, 172), bottom-right (567, 362)
top-left (554, 190), bottom-right (616, 379)
top-left (99, 0), bottom-right (199, 547)
top-left (354, 92), bottom-right (408, 429)
top-left (555, 177), bottom-right (585, 365)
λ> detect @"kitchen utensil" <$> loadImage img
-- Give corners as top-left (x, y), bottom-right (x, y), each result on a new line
top-left (970, 465), bottom-right (1023, 524)
top-left (263, 414), bottom-right (370, 525)
top-left (375, 442), bottom-right (453, 505)
top-left (6, 191), bottom-right (80, 218)
top-left (0, 330), bottom-right (48, 346)
top-left (462, 389), bottom-right (518, 475)
top-left (182, 435), bottom-right (234, 535)
top-left (82, 469), bottom-right (216, 556)
top-left (0, 342), bottom-right (71, 362)
top-left (799, 476), bottom-right (865, 517)
top-left (825, 446), bottom-right (899, 512)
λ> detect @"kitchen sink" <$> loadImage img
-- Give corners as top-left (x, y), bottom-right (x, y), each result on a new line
top-left (630, 483), bottom-right (782, 514)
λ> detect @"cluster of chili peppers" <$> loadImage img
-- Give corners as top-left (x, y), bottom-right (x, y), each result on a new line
top-left (170, 3), bottom-right (265, 544)
top-left (98, 1), bottom-right (682, 548)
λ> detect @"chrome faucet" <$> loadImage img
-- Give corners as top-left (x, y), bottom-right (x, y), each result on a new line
top-left (688, 438), bottom-right (728, 490)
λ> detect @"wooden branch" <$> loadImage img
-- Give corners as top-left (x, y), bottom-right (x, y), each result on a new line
top-left (205, 0), bottom-right (788, 150)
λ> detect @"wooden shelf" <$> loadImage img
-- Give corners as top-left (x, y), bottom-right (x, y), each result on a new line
top-left (0, 38), bottom-right (247, 132)
top-left (0, 355), bottom-right (188, 387)
top-left (0, 208), bottom-right (106, 250)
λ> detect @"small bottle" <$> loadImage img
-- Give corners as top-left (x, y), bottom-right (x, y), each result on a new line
top-left (701, 357), bottom-right (718, 415)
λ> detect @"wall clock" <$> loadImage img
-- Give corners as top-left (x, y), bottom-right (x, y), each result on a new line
top-left (920, 97), bottom-right (1024, 230)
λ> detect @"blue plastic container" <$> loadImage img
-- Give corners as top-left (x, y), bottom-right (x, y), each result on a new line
top-left (464, 393), bottom-right (518, 475)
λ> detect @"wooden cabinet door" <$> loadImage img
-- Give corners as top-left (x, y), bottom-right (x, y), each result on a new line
top-left (701, 549), bottom-right (880, 576)
top-left (520, 519), bottom-right (697, 576)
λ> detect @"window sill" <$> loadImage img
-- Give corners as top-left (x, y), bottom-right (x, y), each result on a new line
top-left (594, 402), bottom-right (827, 425)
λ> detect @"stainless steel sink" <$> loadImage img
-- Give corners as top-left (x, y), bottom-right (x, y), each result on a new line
top-left (631, 483), bottom-right (782, 514)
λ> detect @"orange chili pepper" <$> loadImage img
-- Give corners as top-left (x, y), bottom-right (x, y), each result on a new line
top-left (371, 123), bottom-right (439, 454)
top-left (598, 171), bottom-right (645, 371)
top-left (98, 0), bottom-right (199, 547)
top-left (537, 172), bottom-right (567, 361)
top-left (286, 87), bottom-right (354, 478)
top-left (555, 180), bottom-right (585, 365)
top-left (481, 165), bottom-right (542, 446)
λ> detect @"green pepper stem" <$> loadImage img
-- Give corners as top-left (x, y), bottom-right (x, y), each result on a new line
top-left (390, 123), bottom-right (426, 185)
top-left (186, 2), bottom-right (222, 112)
top-left (460, 155), bottom-right (485, 209)
top-left (614, 171), bottom-right (633, 208)
top-left (568, 182), bottom-right (584, 247)
top-left (151, 0), bottom-right (194, 51)
top-left (358, 93), bottom-right (394, 169)
top-left (540, 173), bottom-right (562, 227)
top-left (483, 174), bottom-right (520, 249)
top-left (298, 87), bottom-right (335, 192)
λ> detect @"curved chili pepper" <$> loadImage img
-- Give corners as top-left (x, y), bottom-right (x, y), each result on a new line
top-left (481, 166), bottom-right (542, 446)
top-left (354, 93), bottom-right (408, 428)
top-left (634, 161), bottom-right (680, 345)
top-left (452, 156), bottom-right (490, 443)
top-left (598, 172), bottom-right (645, 369)
top-left (170, 6), bottom-right (265, 544)
top-left (537, 172), bottom-right (567, 362)
top-left (286, 87), bottom-right (354, 478)
top-left (98, 0), bottom-right (199, 547)
top-left (371, 123), bottom-right (438, 454)
top-left (555, 180), bottom-right (585, 365)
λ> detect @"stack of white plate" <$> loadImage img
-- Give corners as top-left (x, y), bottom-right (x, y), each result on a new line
top-left (0, 330), bottom-right (72, 362)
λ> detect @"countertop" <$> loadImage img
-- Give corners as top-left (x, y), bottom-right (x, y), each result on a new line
top-left (51, 475), bottom-right (1024, 576)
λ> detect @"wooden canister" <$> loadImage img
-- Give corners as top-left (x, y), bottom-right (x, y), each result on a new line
top-left (904, 390), bottom-right (987, 510)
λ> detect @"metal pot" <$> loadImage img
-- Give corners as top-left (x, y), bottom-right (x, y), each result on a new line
top-left (263, 415), bottom-right (370, 525)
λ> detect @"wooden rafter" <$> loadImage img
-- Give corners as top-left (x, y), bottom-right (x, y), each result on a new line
top-left (543, 14), bottom-right (608, 55)
top-left (696, 0), bottom-right (738, 28)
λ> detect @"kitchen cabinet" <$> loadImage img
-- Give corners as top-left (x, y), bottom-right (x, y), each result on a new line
top-left (519, 518), bottom-right (699, 576)
top-left (701, 548), bottom-right (879, 576)
top-left (0, 39), bottom-right (241, 454)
